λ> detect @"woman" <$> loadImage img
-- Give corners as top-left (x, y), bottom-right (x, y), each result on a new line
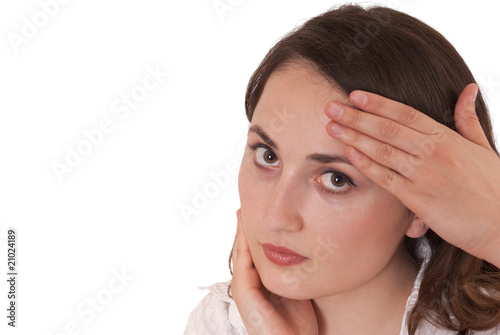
top-left (184, 4), bottom-right (500, 335)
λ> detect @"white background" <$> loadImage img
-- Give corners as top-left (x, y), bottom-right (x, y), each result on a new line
top-left (0, 0), bottom-right (498, 334)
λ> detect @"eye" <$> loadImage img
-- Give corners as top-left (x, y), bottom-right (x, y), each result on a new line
top-left (254, 146), bottom-right (279, 167)
top-left (249, 143), bottom-right (280, 168)
top-left (317, 170), bottom-right (353, 194)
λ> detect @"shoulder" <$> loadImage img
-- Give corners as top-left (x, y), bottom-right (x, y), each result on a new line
top-left (183, 281), bottom-right (247, 335)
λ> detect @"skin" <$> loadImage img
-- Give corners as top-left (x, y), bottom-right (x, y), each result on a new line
top-left (232, 62), bottom-right (428, 335)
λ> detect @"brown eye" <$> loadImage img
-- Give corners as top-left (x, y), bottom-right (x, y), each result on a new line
top-left (263, 149), bottom-right (277, 164)
top-left (317, 170), bottom-right (352, 194)
top-left (331, 173), bottom-right (347, 187)
top-left (255, 147), bottom-right (279, 166)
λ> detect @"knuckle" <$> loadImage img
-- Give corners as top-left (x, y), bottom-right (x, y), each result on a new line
top-left (380, 119), bottom-right (399, 138)
top-left (381, 170), bottom-right (396, 187)
top-left (408, 153), bottom-right (424, 168)
top-left (399, 105), bottom-right (419, 124)
top-left (376, 144), bottom-right (393, 161)
top-left (349, 109), bottom-right (362, 126)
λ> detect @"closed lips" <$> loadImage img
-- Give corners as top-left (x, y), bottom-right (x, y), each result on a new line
top-left (262, 243), bottom-right (308, 266)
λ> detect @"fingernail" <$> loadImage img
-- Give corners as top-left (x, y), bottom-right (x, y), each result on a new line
top-left (327, 103), bottom-right (344, 119)
top-left (329, 122), bottom-right (344, 135)
top-left (350, 91), bottom-right (368, 106)
top-left (470, 85), bottom-right (478, 107)
top-left (347, 147), bottom-right (360, 161)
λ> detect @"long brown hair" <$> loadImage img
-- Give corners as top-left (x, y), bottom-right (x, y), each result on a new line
top-left (243, 4), bottom-right (500, 334)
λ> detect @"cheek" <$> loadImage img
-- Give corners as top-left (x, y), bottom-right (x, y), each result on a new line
top-left (238, 149), bottom-right (277, 216)
top-left (308, 187), bottom-right (406, 231)
top-left (307, 192), bottom-right (410, 263)
top-left (238, 157), bottom-right (258, 211)
top-left (237, 158), bottom-right (264, 232)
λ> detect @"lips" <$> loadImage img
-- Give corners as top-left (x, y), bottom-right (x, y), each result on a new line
top-left (262, 243), bottom-right (308, 266)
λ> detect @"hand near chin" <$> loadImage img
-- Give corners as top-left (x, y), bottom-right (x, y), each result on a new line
top-left (231, 209), bottom-right (318, 335)
top-left (325, 84), bottom-right (500, 267)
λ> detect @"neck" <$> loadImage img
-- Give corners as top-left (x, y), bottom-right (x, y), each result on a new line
top-left (312, 246), bottom-right (419, 335)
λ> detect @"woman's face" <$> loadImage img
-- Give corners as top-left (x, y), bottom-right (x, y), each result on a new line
top-left (238, 62), bottom-right (420, 300)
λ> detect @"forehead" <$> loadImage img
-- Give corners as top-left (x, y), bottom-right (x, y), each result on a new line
top-left (251, 63), bottom-right (349, 149)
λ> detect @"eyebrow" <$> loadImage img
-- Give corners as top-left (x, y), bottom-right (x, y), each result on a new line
top-left (248, 125), bottom-right (278, 149)
top-left (306, 153), bottom-right (353, 166)
top-left (248, 125), bottom-right (353, 166)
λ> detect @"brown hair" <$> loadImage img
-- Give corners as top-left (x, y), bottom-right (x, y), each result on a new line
top-left (243, 4), bottom-right (500, 335)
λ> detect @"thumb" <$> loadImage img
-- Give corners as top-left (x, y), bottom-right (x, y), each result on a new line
top-left (233, 209), bottom-right (243, 261)
top-left (454, 83), bottom-right (492, 149)
top-left (236, 209), bottom-right (242, 226)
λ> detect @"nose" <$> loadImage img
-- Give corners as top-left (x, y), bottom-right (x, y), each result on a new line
top-left (260, 173), bottom-right (304, 233)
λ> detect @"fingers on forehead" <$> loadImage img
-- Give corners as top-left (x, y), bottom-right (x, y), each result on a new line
top-left (350, 91), bottom-right (437, 134)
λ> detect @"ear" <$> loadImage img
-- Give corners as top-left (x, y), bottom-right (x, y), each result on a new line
top-left (406, 215), bottom-right (428, 238)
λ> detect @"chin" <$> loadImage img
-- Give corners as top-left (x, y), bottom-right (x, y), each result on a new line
top-left (258, 265), bottom-right (319, 300)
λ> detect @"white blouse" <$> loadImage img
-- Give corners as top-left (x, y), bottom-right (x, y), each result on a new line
top-left (183, 240), bottom-right (499, 334)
